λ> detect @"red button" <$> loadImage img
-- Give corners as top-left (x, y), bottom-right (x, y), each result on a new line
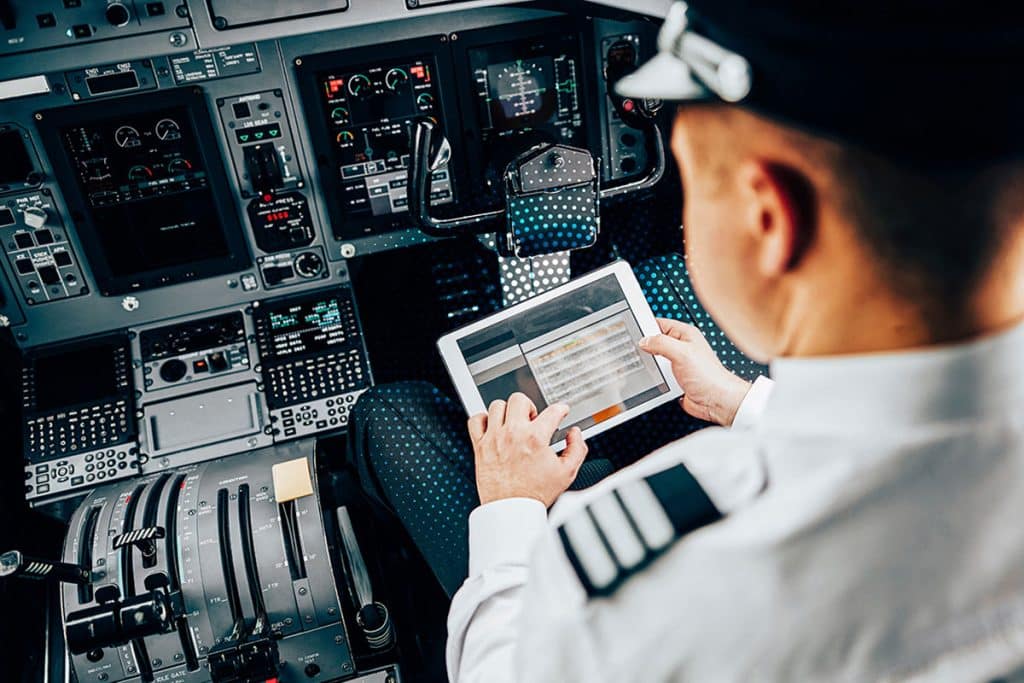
top-left (623, 99), bottom-right (635, 112)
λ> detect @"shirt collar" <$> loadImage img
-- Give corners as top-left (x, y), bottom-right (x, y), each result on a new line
top-left (762, 320), bottom-right (1024, 433)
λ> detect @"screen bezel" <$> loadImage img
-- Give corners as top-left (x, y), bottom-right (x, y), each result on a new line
top-left (34, 87), bottom-right (252, 295)
top-left (450, 16), bottom-right (599, 210)
top-left (437, 261), bottom-right (682, 451)
top-left (294, 35), bottom-right (464, 240)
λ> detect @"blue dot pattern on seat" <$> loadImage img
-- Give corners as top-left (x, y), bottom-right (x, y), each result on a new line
top-left (634, 253), bottom-right (768, 382)
top-left (349, 381), bottom-right (615, 596)
top-left (507, 185), bottom-right (598, 258)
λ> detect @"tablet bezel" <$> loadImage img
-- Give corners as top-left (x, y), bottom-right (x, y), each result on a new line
top-left (437, 260), bottom-right (683, 451)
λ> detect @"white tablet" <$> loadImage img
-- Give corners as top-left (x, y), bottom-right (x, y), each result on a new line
top-left (437, 260), bottom-right (682, 451)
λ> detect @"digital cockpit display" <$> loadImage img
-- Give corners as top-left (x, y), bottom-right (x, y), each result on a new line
top-left (26, 336), bottom-right (130, 414)
top-left (258, 294), bottom-right (357, 360)
top-left (467, 31), bottom-right (586, 186)
top-left (35, 89), bottom-right (250, 295)
top-left (313, 54), bottom-right (453, 234)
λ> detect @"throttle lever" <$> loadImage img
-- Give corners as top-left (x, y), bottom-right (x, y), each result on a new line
top-left (0, 549), bottom-right (91, 585)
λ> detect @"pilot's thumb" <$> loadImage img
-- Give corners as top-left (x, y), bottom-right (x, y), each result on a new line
top-left (639, 334), bottom-right (689, 363)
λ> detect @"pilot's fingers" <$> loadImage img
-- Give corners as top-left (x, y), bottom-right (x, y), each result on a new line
top-left (506, 392), bottom-right (537, 423)
top-left (638, 333), bottom-right (690, 362)
top-left (561, 427), bottom-right (589, 478)
top-left (657, 318), bottom-right (702, 340)
top-left (467, 413), bottom-right (487, 442)
top-left (487, 399), bottom-right (507, 430)
top-left (534, 402), bottom-right (570, 437)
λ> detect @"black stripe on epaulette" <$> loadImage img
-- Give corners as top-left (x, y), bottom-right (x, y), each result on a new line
top-left (646, 464), bottom-right (722, 535)
top-left (558, 463), bottom-right (722, 598)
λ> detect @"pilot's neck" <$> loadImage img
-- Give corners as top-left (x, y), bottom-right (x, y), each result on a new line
top-left (778, 229), bottom-right (1024, 358)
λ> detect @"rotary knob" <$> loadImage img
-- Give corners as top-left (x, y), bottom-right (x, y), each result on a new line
top-left (159, 359), bottom-right (187, 383)
top-left (294, 252), bottom-right (323, 278)
top-left (105, 2), bottom-right (131, 27)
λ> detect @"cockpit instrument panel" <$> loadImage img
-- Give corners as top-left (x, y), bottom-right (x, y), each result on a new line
top-left (296, 36), bottom-right (458, 239)
top-left (35, 88), bottom-right (251, 295)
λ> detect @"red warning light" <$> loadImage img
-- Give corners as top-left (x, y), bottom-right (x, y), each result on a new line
top-left (623, 99), bottom-right (635, 112)
top-left (325, 78), bottom-right (345, 97)
top-left (410, 64), bottom-right (430, 83)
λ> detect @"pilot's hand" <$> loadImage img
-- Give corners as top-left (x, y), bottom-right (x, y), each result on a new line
top-left (639, 319), bottom-right (752, 427)
top-left (468, 393), bottom-right (588, 507)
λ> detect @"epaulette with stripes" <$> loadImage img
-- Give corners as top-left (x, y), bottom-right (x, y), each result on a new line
top-left (557, 463), bottom-right (722, 597)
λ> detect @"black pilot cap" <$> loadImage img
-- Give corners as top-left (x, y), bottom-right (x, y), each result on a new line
top-left (616, 1), bottom-right (1024, 167)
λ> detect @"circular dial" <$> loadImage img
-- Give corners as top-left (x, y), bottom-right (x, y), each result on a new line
top-left (330, 106), bottom-right (350, 123)
top-left (167, 158), bottom-right (192, 174)
top-left (113, 126), bottom-right (141, 148)
top-left (105, 2), bottom-right (131, 27)
top-left (416, 92), bottom-right (435, 108)
top-left (154, 118), bottom-right (181, 141)
top-left (347, 74), bottom-right (371, 97)
top-left (294, 252), bottom-right (323, 278)
top-left (127, 165), bottom-right (152, 181)
top-left (385, 67), bottom-right (409, 91)
top-left (159, 359), bottom-right (188, 383)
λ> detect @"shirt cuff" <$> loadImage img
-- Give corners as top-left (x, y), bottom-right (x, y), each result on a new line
top-left (731, 375), bottom-right (775, 430)
top-left (468, 497), bottom-right (548, 576)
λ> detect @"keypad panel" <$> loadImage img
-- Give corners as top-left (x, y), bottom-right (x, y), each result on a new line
top-left (24, 398), bottom-right (130, 459)
top-left (264, 347), bottom-right (368, 409)
top-left (25, 444), bottom-right (138, 501)
top-left (273, 389), bottom-right (367, 440)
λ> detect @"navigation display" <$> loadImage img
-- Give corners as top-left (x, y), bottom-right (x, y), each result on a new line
top-left (467, 31), bottom-right (586, 188)
top-left (313, 53), bottom-right (453, 234)
top-left (36, 90), bottom-right (250, 295)
top-left (457, 274), bottom-right (670, 444)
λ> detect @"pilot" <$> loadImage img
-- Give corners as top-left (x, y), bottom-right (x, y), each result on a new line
top-left (350, 0), bottom-right (1024, 680)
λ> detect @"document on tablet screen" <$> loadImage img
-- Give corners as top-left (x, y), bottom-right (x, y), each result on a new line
top-left (457, 273), bottom-right (671, 443)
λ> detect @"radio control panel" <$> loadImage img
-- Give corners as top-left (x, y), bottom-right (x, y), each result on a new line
top-left (138, 312), bottom-right (252, 392)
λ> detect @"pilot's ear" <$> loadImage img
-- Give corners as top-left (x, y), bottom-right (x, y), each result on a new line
top-left (738, 160), bottom-right (816, 277)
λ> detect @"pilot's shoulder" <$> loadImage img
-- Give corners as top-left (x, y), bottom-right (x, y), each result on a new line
top-left (551, 426), bottom-right (765, 598)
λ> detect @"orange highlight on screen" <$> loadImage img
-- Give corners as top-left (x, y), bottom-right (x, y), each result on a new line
top-left (591, 404), bottom-right (624, 424)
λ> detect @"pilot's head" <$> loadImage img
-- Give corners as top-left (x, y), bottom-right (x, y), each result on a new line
top-left (620, 2), bottom-right (1024, 363)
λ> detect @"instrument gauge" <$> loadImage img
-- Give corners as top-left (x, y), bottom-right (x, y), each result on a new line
top-left (347, 74), bottom-right (371, 97)
top-left (127, 165), bottom-right (153, 181)
top-left (113, 126), bottom-right (141, 148)
top-left (385, 67), bottom-right (410, 91)
top-left (154, 118), bottom-right (181, 141)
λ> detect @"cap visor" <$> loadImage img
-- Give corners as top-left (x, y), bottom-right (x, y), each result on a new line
top-left (615, 52), bottom-right (711, 102)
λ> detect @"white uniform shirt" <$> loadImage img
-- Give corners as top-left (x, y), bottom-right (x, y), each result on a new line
top-left (446, 322), bottom-right (1024, 682)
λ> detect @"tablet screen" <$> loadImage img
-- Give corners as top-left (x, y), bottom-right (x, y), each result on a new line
top-left (457, 273), bottom-right (671, 443)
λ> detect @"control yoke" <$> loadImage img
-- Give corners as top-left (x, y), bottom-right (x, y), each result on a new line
top-left (407, 116), bottom-right (666, 251)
